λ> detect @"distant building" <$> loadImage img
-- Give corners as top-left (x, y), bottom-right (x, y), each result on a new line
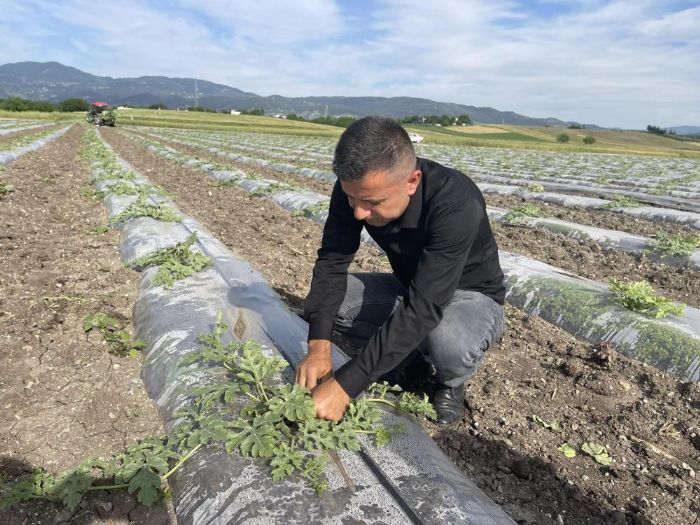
top-left (230, 110), bottom-right (241, 115)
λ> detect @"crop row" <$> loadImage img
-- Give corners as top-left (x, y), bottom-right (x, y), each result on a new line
top-left (81, 127), bottom-right (515, 523)
top-left (118, 129), bottom-right (700, 383)
top-left (0, 125), bottom-right (72, 165)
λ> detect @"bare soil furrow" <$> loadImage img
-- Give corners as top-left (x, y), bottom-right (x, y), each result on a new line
top-left (0, 124), bottom-right (173, 524)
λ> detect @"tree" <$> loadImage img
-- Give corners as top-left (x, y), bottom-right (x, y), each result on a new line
top-left (646, 125), bottom-right (667, 136)
top-left (57, 98), bottom-right (90, 112)
top-left (556, 133), bottom-right (570, 143)
top-left (583, 136), bottom-right (596, 144)
top-left (147, 102), bottom-right (167, 110)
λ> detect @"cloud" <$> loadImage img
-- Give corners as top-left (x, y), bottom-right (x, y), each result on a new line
top-left (0, 0), bottom-right (697, 128)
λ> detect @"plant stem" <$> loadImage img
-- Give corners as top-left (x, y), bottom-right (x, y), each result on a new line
top-left (162, 443), bottom-right (202, 481)
top-left (365, 398), bottom-right (397, 409)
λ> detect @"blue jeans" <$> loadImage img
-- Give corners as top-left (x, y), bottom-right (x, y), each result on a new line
top-left (333, 273), bottom-right (504, 387)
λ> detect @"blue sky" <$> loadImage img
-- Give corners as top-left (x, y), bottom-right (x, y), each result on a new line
top-left (1, 0), bottom-right (698, 128)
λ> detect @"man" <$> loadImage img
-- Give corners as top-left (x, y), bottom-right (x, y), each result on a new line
top-left (296, 117), bottom-right (505, 425)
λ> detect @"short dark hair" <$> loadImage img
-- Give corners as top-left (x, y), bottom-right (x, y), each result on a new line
top-left (333, 116), bottom-right (416, 181)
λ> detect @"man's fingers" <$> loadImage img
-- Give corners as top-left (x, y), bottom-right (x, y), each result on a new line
top-left (306, 370), bottom-right (318, 390)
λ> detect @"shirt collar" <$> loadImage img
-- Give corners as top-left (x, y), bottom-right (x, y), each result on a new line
top-left (399, 158), bottom-right (424, 229)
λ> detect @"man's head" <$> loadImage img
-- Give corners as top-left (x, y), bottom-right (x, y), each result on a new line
top-left (333, 117), bottom-right (421, 227)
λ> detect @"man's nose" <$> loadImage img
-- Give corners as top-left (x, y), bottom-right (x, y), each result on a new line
top-left (353, 205), bottom-right (371, 221)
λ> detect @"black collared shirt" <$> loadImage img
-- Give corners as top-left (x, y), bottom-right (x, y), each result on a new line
top-left (304, 157), bottom-right (505, 398)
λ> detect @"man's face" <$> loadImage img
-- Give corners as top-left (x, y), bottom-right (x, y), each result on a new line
top-left (340, 167), bottom-right (422, 227)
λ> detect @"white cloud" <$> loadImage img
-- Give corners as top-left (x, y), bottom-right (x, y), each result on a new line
top-left (0, 0), bottom-right (697, 127)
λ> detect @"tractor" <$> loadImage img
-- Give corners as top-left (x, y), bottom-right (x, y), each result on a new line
top-left (86, 102), bottom-right (116, 127)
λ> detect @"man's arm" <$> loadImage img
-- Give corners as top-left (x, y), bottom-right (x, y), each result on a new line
top-left (334, 199), bottom-right (484, 398)
top-left (297, 181), bottom-right (361, 390)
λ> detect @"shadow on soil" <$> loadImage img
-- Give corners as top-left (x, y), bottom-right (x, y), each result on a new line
top-left (0, 456), bottom-right (173, 525)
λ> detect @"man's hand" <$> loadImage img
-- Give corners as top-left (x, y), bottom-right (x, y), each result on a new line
top-left (312, 378), bottom-right (350, 421)
top-left (296, 339), bottom-right (332, 389)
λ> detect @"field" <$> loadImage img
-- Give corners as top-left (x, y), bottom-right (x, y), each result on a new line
top-left (0, 115), bottom-right (698, 525)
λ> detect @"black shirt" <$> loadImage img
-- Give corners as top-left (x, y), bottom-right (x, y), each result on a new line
top-left (304, 157), bottom-right (505, 398)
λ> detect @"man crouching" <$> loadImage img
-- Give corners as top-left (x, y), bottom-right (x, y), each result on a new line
top-left (296, 116), bottom-right (505, 425)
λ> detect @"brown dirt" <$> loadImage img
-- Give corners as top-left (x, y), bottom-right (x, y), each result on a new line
top-left (485, 193), bottom-right (697, 238)
top-left (0, 124), bottom-right (174, 524)
top-left (124, 129), bottom-right (700, 309)
top-left (103, 128), bottom-right (700, 525)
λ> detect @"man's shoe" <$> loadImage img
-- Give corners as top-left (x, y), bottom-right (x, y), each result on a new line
top-left (432, 383), bottom-right (465, 425)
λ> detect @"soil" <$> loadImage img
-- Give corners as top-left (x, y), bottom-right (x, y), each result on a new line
top-left (0, 124), bottom-right (175, 524)
top-left (103, 128), bottom-right (700, 525)
top-left (123, 130), bottom-right (700, 308)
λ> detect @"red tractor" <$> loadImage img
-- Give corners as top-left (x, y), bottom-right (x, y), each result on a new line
top-left (86, 102), bottom-right (116, 126)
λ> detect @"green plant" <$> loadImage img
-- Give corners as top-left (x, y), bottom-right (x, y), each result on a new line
top-left (581, 442), bottom-right (613, 466)
top-left (524, 183), bottom-right (545, 193)
top-left (0, 182), bottom-right (14, 198)
top-left (645, 233), bottom-right (700, 257)
top-left (291, 200), bottom-right (330, 218)
top-left (250, 181), bottom-right (299, 197)
top-left (128, 233), bottom-right (212, 288)
top-left (608, 279), bottom-right (685, 318)
top-left (556, 133), bottom-right (570, 143)
top-left (83, 313), bottom-right (145, 358)
top-left (502, 203), bottom-right (542, 224)
top-left (175, 314), bottom-right (435, 494)
top-left (583, 136), bottom-right (596, 145)
top-left (89, 225), bottom-right (110, 235)
top-left (558, 443), bottom-right (577, 458)
top-left (603, 195), bottom-right (640, 208)
top-left (0, 312), bottom-right (437, 511)
top-left (109, 196), bottom-right (181, 226)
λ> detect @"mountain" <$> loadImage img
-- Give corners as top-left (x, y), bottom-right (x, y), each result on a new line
top-left (667, 126), bottom-right (700, 136)
top-left (0, 61), bottom-right (581, 126)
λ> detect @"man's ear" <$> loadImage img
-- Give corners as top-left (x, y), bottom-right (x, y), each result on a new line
top-left (406, 169), bottom-right (422, 195)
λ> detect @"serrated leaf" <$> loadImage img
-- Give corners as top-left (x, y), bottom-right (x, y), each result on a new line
top-left (226, 416), bottom-right (277, 457)
top-left (299, 419), bottom-right (335, 451)
top-left (53, 469), bottom-right (93, 512)
top-left (397, 392), bottom-right (437, 420)
top-left (127, 467), bottom-right (161, 506)
top-left (270, 443), bottom-right (304, 481)
top-left (267, 384), bottom-right (316, 422)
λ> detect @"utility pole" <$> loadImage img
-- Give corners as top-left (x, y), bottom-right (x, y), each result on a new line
top-left (194, 79), bottom-right (199, 108)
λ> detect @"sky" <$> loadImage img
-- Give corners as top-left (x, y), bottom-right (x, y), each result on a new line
top-left (1, 0), bottom-right (698, 129)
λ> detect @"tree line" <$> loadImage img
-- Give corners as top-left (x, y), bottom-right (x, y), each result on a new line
top-left (0, 96), bottom-right (92, 112)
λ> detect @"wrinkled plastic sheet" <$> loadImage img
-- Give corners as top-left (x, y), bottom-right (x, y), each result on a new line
top-left (0, 121), bottom-right (52, 136)
top-left (487, 208), bottom-right (700, 270)
top-left (91, 136), bottom-right (515, 525)
top-left (500, 252), bottom-right (700, 382)
top-left (474, 174), bottom-right (700, 213)
top-left (0, 126), bottom-right (71, 164)
top-left (478, 183), bottom-right (700, 230)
